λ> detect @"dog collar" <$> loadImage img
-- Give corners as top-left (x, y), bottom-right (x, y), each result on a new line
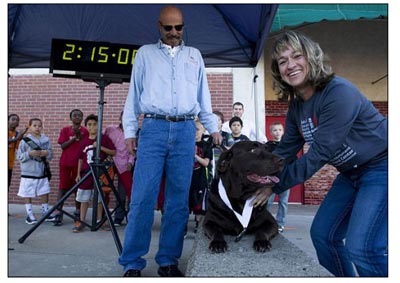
top-left (218, 179), bottom-right (255, 241)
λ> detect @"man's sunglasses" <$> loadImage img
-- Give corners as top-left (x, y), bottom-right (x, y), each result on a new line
top-left (160, 23), bottom-right (184, 32)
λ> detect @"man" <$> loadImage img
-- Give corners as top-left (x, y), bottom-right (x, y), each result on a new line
top-left (222, 101), bottom-right (268, 143)
top-left (119, 6), bottom-right (222, 277)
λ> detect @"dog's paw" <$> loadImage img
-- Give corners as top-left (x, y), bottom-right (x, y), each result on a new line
top-left (253, 239), bottom-right (272, 252)
top-left (209, 240), bottom-right (228, 253)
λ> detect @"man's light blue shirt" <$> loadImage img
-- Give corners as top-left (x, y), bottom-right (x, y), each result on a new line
top-left (123, 40), bottom-right (218, 139)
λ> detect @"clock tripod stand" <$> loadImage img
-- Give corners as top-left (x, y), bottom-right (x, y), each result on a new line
top-left (18, 78), bottom-right (126, 255)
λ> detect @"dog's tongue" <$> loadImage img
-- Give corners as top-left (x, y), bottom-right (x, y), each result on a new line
top-left (264, 176), bottom-right (280, 184)
top-left (247, 174), bottom-right (280, 184)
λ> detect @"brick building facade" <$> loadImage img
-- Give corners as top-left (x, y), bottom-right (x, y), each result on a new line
top-left (8, 74), bottom-right (387, 206)
top-left (7, 73), bottom-right (233, 207)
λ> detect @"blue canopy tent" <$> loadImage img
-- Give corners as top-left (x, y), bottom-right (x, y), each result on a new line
top-left (8, 4), bottom-right (278, 69)
top-left (8, 4), bottom-right (387, 70)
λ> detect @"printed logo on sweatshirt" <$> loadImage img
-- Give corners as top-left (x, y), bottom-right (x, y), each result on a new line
top-left (300, 117), bottom-right (318, 145)
top-left (300, 116), bottom-right (357, 167)
top-left (329, 144), bottom-right (357, 167)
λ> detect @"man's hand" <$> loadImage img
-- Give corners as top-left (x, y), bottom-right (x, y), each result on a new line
top-left (252, 187), bottom-right (274, 207)
top-left (211, 132), bottom-right (223, 145)
top-left (125, 138), bottom-right (137, 156)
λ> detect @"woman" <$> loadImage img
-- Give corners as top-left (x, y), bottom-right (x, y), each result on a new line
top-left (253, 31), bottom-right (387, 276)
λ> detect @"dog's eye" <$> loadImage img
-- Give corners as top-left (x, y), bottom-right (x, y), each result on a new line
top-left (250, 148), bottom-right (257, 153)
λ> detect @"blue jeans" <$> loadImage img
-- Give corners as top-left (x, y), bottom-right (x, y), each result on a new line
top-left (266, 190), bottom-right (289, 227)
top-left (118, 118), bottom-right (196, 271)
top-left (310, 158), bottom-right (388, 277)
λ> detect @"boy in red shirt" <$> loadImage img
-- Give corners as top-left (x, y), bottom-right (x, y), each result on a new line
top-left (73, 114), bottom-right (116, 233)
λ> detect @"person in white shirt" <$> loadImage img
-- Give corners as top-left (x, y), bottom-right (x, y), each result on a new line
top-left (221, 101), bottom-right (267, 143)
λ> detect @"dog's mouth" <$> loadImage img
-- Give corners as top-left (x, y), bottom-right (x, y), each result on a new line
top-left (247, 174), bottom-right (280, 185)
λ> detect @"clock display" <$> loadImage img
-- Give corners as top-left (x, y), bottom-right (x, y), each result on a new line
top-left (50, 38), bottom-right (141, 82)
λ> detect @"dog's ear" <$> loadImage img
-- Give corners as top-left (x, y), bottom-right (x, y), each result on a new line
top-left (218, 150), bottom-right (233, 173)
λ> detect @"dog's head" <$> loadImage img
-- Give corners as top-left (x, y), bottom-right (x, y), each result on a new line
top-left (217, 141), bottom-right (284, 200)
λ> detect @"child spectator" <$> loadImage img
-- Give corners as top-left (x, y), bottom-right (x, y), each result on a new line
top-left (53, 109), bottom-right (89, 226)
top-left (16, 118), bottom-right (55, 224)
top-left (211, 111), bottom-right (229, 176)
top-left (221, 102), bottom-right (267, 143)
top-left (73, 114), bottom-right (116, 233)
top-left (266, 121), bottom-right (289, 233)
top-left (189, 120), bottom-right (213, 230)
top-left (222, 116), bottom-right (249, 149)
top-left (104, 111), bottom-right (134, 226)
top-left (8, 114), bottom-right (28, 191)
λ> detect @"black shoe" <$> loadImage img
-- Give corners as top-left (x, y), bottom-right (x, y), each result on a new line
top-left (52, 214), bottom-right (63, 226)
top-left (114, 218), bottom-right (123, 227)
top-left (123, 269), bottom-right (141, 277)
top-left (25, 216), bottom-right (38, 225)
top-left (158, 265), bottom-right (184, 277)
top-left (43, 214), bottom-right (56, 222)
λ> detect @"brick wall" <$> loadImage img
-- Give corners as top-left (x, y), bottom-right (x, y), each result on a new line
top-left (8, 73), bottom-right (233, 207)
top-left (265, 100), bottom-right (388, 204)
top-left (208, 73), bottom-right (233, 122)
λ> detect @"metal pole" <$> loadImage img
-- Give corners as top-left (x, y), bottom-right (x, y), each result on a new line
top-left (253, 69), bottom-right (259, 142)
top-left (91, 79), bottom-right (107, 230)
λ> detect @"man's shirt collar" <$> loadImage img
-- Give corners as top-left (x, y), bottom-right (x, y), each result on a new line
top-left (157, 39), bottom-right (185, 50)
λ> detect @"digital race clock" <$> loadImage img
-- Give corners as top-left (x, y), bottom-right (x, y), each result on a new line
top-left (50, 38), bottom-right (141, 82)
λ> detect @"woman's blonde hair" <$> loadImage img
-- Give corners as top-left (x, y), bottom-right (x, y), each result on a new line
top-left (270, 30), bottom-right (334, 103)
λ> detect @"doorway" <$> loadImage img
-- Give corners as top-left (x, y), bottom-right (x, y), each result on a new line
top-left (265, 116), bottom-right (304, 204)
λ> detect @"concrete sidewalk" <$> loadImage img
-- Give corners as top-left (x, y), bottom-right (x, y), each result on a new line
top-left (8, 203), bottom-right (320, 277)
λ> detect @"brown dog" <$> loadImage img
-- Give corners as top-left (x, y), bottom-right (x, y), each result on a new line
top-left (203, 141), bottom-right (284, 253)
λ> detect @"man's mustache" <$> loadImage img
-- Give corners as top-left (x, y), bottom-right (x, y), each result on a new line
top-left (167, 35), bottom-right (181, 40)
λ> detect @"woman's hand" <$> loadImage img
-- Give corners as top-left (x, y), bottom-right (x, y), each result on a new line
top-left (252, 187), bottom-right (274, 207)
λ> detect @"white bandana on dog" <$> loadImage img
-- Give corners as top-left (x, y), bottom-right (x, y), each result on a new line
top-left (218, 179), bottom-right (255, 241)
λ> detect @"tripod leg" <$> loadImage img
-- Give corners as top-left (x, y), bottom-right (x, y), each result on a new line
top-left (18, 171), bottom-right (92, 243)
top-left (92, 170), bottom-right (123, 255)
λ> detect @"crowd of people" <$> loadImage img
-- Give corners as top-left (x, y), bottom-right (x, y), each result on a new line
top-left (8, 5), bottom-right (387, 278)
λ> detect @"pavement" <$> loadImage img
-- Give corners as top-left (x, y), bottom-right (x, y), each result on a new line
top-left (186, 226), bottom-right (331, 277)
top-left (7, 203), bottom-right (320, 277)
